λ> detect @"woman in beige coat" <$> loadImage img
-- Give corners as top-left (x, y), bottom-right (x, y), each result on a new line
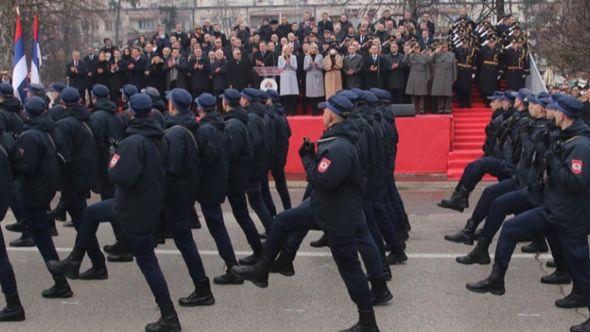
top-left (323, 48), bottom-right (343, 99)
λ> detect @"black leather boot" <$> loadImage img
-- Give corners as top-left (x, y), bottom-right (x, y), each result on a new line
top-left (47, 249), bottom-right (84, 280)
top-left (556, 283), bottom-right (586, 308)
top-left (473, 227), bottom-right (484, 240)
top-left (521, 237), bottom-right (548, 253)
top-left (541, 267), bottom-right (571, 285)
top-left (466, 264), bottom-right (505, 295)
top-left (238, 251), bottom-right (262, 266)
top-left (0, 292), bottom-right (25, 321)
top-left (5, 220), bottom-right (27, 233)
top-left (310, 234), bottom-right (328, 248)
top-left (178, 278), bottom-right (215, 307)
top-left (270, 249), bottom-right (296, 276)
top-left (41, 276), bottom-right (73, 299)
top-left (571, 318), bottom-right (590, 332)
top-left (385, 251), bottom-right (408, 265)
top-left (370, 277), bottom-right (393, 306)
top-left (49, 198), bottom-right (67, 222)
top-left (437, 185), bottom-right (470, 212)
top-left (145, 302), bottom-right (181, 332)
top-left (213, 264), bottom-right (244, 285)
top-left (106, 242), bottom-right (134, 262)
top-left (444, 219), bottom-right (478, 245)
top-left (383, 262), bottom-right (392, 281)
top-left (232, 256), bottom-right (272, 288)
top-left (456, 238), bottom-right (491, 265)
top-left (79, 265), bottom-right (108, 280)
top-left (339, 310), bottom-right (380, 332)
top-left (9, 232), bottom-right (35, 247)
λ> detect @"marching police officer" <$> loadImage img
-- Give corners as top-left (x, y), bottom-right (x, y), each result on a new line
top-left (14, 96), bottom-right (73, 298)
top-left (163, 88), bottom-right (215, 306)
top-left (194, 93), bottom-right (242, 285)
top-left (0, 118), bottom-right (25, 321)
top-left (466, 95), bottom-right (590, 332)
top-left (234, 95), bottom-right (382, 332)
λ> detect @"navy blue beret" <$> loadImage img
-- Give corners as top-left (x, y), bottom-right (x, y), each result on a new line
top-left (369, 88), bottom-right (391, 101)
top-left (318, 95), bottom-right (354, 118)
top-left (141, 87), bottom-right (161, 100)
top-left (266, 89), bottom-right (280, 102)
top-left (50, 82), bottom-right (66, 93)
top-left (221, 89), bottom-right (241, 104)
top-left (241, 88), bottom-right (258, 101)
top-left (0, 82), bottom-right (14, 96)
top-left (337, 90), bottom-right (360, 103)
top-left (517, 88), bottom-right (533, 102)
top-left (537, 92), bottom-right (550, 100)
top-left (257, 89), bottom-right (269, 102)
top-left (350, 88), bottom-right (364, 100)
top-left (487, 91), bottom-right (505, 101)
top-left (504, 91), bottom-right (517, 102)
top-left (361, 90), bottom-right (378, 105)
top-left (121, 84), bottom-right (139, 97)
top-left (129, 93), bottom-right (153, 117)
top-left (554, 95), bottom-right (584, 118)
top-left (61, 87), bottom-right (81, 103)
top-left (27, 83), bottom-right (45, 94)
top-left (24, 96), bottom-right (47, 116)
top-left (92, 84), bottom-right (110, 98)
top-left (167, 88), bottom-right (192, 112)
top-left (196, 93), bottom-right (217, 109)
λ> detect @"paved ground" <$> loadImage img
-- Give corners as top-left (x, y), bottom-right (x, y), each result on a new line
top-left (0, 183), bottom-right (586, 332)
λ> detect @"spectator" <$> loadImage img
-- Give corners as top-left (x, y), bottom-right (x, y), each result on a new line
top-left (210, 49), bottom-right (227, 97)
top-left (362, 44), bottom-right (383, 89)
top-left (342, 44), bottom-right (363, 89)
top-left (303, 43), bottom-right (325, 115)
top-left (278, 45), bottom-right (298, 115)
top-left (404, 43), bottom-right (431, 114)
top-left (225, 48), bottom-right (251, 90)
top-left (382, 42), bottom-right (406, 104)
top-left (322, 46), bottom-right (343, 99)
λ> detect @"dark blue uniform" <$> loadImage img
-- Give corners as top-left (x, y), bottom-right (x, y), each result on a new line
top-left (0, 129), bottom-right (18, 297)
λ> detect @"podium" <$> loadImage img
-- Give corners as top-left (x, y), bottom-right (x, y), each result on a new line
top-left (254, 66), bottom-right (283, 91)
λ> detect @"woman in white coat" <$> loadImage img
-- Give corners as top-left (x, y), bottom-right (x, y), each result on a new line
top-left (303, 43), bottom-right (325, 115)
top-left (278, 45), bottom-right (299, 115)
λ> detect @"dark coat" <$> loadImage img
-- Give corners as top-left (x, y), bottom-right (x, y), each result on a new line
top-left (66, 60), bottom-right (88, 90)
top-left (94, 60), bottom-right (110, 86)
top-left (108, 58), bottom-right (128, 96)
top-left (225, 58), bottom-right (252, 90)
top-left (197, 111), bottom-right (230, 205)
top-left (271, 103), bottom-right (291, 169)
top-left (188, 56), bottom-right (211, 94)
top-left (223, 107), bottom-right (254, 194)
top-left (342, 53), bottom-right (364, 89)
top-left (13, 117), bottom-right (60, 208)
top-left (0, 97), bottom-right (24, 136)
top-left (127, 55), bottom-right (148, 90)
top-left (147, 56), bottom-right (168, 95)
top-left (109, 117), bottom-right (166, 233)
top-left (503, 48), bottom-right (530, 91)
top-left (362, 55), bottom-right (384, 89)
top-left (246, 102), bottom-right (270, 179)
top-left (210, 59), bottom-right (227, 92)
top-left (382, 53), bottom-right (406, 90)
top-left (454, 46), bottom-right (476, 91)
top-left (477, 45), bottom-right (502, 95)
top-left (164, 112), bottom-right (200, 198)
top-left (83, 54), bottom-right (99, 88)
top-left (0, 130), bottom-right (16, 219)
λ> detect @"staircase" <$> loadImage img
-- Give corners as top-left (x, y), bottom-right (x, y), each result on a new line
top-left (447, 88), bottom-right (492, 180)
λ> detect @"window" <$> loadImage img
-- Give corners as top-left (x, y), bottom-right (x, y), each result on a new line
top-left (138, 20), bottom-right (155, 30)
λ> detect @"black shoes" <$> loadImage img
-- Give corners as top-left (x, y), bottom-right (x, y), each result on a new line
top-left (104, 242), bottom-right (135, 262)
top-left (0, 293), bottom-right (25, 322)
top-left (437, 185), bottom-right (470, 212)
top-left (385, 251), bottom-right (407, 265)
top-left (213, 266), bottom-right (244, 285)
top-left (178, 278), bottom-right (215, 307)
top-left (145, 314), bottom-right (181, 332)
top-left (49, 200), bottom-right (67, 222)
top-left (310, 234), bottom-right (328, 248)
top-left (466, 265), bottom-right (505, 295)
top-left (339, 310), bottom-right (380, 332)
top-left (521, 239), bottom-right (548, 253)
top-left (456, 238), bottom-right (491, 265)
top-left (9, 233), bottom-right (35, 247)
top-left (238, 251), bottom-right (262, 266)
top-left (79, 266), bottom-right (108, 280)
top-left (5, 221), bottom-right (27, 233)
top-left (541, 269), bottom-right (571, 285)
top-left (47, 252), bottom-right (83, 280)
top-left (370, 277), bottom-right (393, 306)
top-left (571, 318), bottom-right (590, 332)
top-left (444, 219), bottom-right (478, 245)
top-left (556, 291), bottom-right (586, 309)
top-left (270, 250), bottom-right (295, 277)
top-left (41, 278), bottom-right (73, 299)
top-left (232, 256), bottom-right (272, 288)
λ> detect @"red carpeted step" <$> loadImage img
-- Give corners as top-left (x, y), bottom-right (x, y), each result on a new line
top-left (454, 134), bottom-right (485, 142)
top-left (449, 149), bottom-right (483, 160)
top-left (454, 142), bottom-right (484, 150)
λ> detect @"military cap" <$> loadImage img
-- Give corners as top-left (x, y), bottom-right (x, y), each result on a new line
top-left (167, 88), bottom-right (192, 112)
top-left (0, 82), bottom-right (14, 96)
top-left (221, 89), bottom-right (241, 105)
top-left (27, 83), bottom-right (45, 94)
top-left (129, 93), bottom-right (153, 117)
top-left (266, 89), bottom-right (280, 102)
top-left (257, 89), bottom-right (269, 102)
top-left (60, 87), bottom-right (81, 103)
top-left (503, 91), bottom-right (517, 102)
top-left (195, 93), bottom-right (217, 109)
top-left (553, 95), bottom-right (584, 118)
top-left (91, 84), bottom-right (110, 98)
top-left (50, 82), bottom-right (66, 93)
top-left (121, 84), bottom-right (139, 97)
top-left (361, 90), bottom-right (378, 105)
top-left (539, 97), bottom-right (552, 108)
top-left (318, 94), bottom-right (354, 118)
top-left (141, 87), bottom-right (162, 100)
top-left (370, 88), bottom-right (391, 102)
top-left (24, 96), bottom-right (47, 117)
top-left (241, 88), bottom-right (258, 101)
top-left (487, 91), bottom-right (505, 101)
top-left (337, 90), bottom-right (360, 104)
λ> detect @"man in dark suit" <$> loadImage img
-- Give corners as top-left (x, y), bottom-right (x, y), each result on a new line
top-left (83, 47), bottom-right (99, 102)
top-left (225, 48), bottom-right (251, 90)
top-left (252, 41), bottom-right (278, 87)
top-left (362, 44), bottom-right (383, 89)
top-left (127, 47), bottom-right (148, 90)
top-left (65, 50), bottom-right (88, 102)
top-left (343, 44), bottom-right (363, 89)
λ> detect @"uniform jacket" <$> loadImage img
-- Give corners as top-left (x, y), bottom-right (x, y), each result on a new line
top-left (198, 111), bottom-right (229, 205)
top-left (109, 117), bottom-right (166, 233)
top-left (503, 48), bottom-right (530, 91)
top-left (303, 54), bottom-right (325, 98)
top-left (543, 119), bottom-right (590, 236)
top-left (0, 97), bottom-right (24, 136)
top-left (272, 103), bottom-right (291, 169)
top-left (430, 51), bottom-right (456, 97)
top-left (454, 46), bottom-right (476, 91)
top-left (164, 112), bottom-right (200, 197)
top-left (223, 107), bottom-right (254, 193)
top-left (0, 130), bottom-right (16, 219)
top-left (404, 53), bottom-right (431, 96)
top-left (246, 102), bottom-right (270, 179)
top-left (477, 45), bottom-right (501, 95)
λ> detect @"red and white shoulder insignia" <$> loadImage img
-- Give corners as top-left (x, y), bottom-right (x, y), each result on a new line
top-left (572, 159), bottom-right (583, 175)
top-left (318, 157), bottom-right (332, 173)
top-left (109, 154), bottom-right (120, 168)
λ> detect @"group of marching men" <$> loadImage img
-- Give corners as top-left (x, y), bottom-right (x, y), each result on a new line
top-left (0, 79), bottom-right (410, 331)
top-left (437, 88), bottom-right (590, 332)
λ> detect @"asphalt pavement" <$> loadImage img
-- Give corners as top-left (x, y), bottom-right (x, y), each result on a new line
top-left (0, 182), bottom-right (585, 332)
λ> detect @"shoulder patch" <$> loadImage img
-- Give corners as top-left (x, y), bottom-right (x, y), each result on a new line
top-left (109, 153), bottom-right (120, 168)
top-left (318, 157), bottom-right (332, 173)
top-left (572, 159), bottom-right (583, 175)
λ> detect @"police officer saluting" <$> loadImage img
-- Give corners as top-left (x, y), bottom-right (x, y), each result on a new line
top-left (163, 88), bottom-right (215, 306)
top-left (108, 93), bottom-right (180, 331)
top-left (466, 95), bottom-right (590, 332)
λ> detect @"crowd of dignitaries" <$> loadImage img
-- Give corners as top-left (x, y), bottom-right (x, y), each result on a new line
top-left (437, 88), bottom-right (590, 332)
top-left (63, 10), bottom-right (528, 118)
top-left (0, 77), bottom-right (410, 332)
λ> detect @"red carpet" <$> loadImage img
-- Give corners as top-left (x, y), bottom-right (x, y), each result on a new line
top-left (447, 89), bottom-right (492, 179)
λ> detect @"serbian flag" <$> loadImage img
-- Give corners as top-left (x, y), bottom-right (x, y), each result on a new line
top-left (30, 15), bottom-right (42, 85)
top-left (12, 8), bottom-right (28, 101)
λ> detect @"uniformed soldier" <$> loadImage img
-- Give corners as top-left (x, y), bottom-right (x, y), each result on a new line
top-left (502, 38), bottom-right (529, 91)
top-left (454, 41), bottom-right (477, 108)
top-left (0, 119), bottom-right (25, 321)
top-left (13, 96), bottom-right (73, 299)
top-left (477, 36), bottom-right (502, 101)
top-left (466, 95), bottom-right (590, 332)
top-left (194, 93), bottom-right (242, 284)
top-left (233, 95), bottom-right (383, 332)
